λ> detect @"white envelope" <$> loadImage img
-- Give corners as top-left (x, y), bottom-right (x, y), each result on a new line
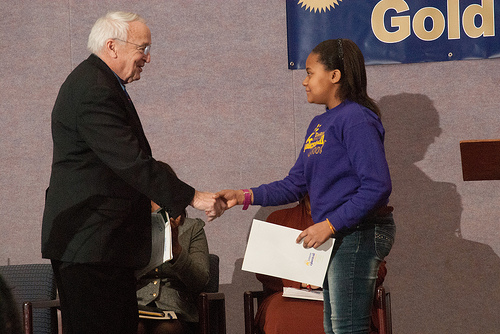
top-left (242, 219), bottom-right (334, 287)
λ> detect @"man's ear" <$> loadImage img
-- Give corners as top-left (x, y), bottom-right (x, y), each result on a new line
top-left (104, 39), bottom-right (118, 59)
top-left (330, 69), bottom-right (341, 84)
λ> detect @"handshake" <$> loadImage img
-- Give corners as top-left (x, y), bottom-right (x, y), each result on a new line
top-left (190, 189), bottom-right (250, 221)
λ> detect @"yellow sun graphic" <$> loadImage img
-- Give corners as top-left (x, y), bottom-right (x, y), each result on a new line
top-left (298, 0), bottom-right (343, 13)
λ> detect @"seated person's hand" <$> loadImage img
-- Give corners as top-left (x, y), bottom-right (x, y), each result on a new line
top-left (170, 214), bottom-right (184, 261)
top-left (151, 201), bottom-right (161, 212)
top-left (300, 283), bottom-right (321, 290)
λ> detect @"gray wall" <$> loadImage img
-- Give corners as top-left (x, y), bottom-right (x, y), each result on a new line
top-left (1, 1), bottom-right (500, 333)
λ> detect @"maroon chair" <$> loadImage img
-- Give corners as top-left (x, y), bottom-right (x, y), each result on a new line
top-left (244, 265), bottom-right (392, 334)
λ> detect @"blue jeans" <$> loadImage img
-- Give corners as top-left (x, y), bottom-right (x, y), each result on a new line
top-left (323, 214), bottom-right (395, 334)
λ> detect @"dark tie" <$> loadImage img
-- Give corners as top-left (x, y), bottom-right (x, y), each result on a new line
top-left (123, 86), bottom-right (133, 104)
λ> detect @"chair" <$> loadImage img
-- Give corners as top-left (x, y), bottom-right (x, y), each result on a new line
top-left (374, 285), bottom-right (392, 334)
top-left (19, 255), bottom-right (225, 334)
top-left (0, 264), bottom-right (58, 334)
top-left (198, 254), bottom-right (226, 334)
top-left (244, 282), bottom-right (392, 334)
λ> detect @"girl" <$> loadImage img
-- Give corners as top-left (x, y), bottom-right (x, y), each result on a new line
top-left (218, 39), bottom-right (395, 334)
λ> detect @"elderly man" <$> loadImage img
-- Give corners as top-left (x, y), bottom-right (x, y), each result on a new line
top-left (42, 11), bottom-right (223, 334)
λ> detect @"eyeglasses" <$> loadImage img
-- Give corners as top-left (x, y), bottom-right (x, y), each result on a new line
top-left (114, 38), bottom-right (151, 55)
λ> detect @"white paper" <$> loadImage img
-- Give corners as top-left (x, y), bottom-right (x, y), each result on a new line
top-left (242, 219), bottom-right (334, 287)
top-left (135, 209), bottom-right (172, 278)
top-left (283, 287), bottom-right (324, 301)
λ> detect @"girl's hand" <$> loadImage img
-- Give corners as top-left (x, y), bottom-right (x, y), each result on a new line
top-left (296, 220), bottom-right (333, 249)
top-left (216, 189), bottom-right (248, 209)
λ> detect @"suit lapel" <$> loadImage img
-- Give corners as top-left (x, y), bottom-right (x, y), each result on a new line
top-left (124, 96), bottom-right (152, 156)
top-left (88, 55), bottom-right (153, 157)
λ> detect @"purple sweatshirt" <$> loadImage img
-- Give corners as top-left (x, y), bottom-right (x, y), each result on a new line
top-left (252, 100), bottom-right (392, 231)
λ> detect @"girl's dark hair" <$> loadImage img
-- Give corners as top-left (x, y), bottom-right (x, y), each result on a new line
top-left (312, 39), bottom-right (381, 117)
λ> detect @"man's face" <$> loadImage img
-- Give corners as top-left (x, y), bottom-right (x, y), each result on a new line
top-left (115, 21), bottom-right (151, 83)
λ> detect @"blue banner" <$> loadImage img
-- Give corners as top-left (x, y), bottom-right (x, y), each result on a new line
top-left (286, 0), bottom-right (500, 69)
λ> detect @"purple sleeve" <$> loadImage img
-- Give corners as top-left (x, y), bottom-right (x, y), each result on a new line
top-left (251, 156), bottom-right (308, 207)
top-left (328, 121), bottom-right (391, 230)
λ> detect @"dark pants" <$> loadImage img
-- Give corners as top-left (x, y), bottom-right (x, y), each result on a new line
top-left (51, 260), bottom-right (138, 334)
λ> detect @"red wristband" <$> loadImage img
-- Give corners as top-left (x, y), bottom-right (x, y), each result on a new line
top-left (242, 189), bottom-right (251, 210)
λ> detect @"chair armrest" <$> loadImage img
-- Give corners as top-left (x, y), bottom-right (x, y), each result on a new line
top-left (198, 292), bottom-right (226, 334)
top-left (22, 299), bottom-right (60, 334)
top-left (27, 299), bottom-right (61, 308)
top-left (375, 286), bottom-right (392, 334)
top-left (244, 291), bottom-right (267, 334)
top-left (375, 286), bottom-right (386, 309)
top-left (199, 291), bottom-right (225, 301)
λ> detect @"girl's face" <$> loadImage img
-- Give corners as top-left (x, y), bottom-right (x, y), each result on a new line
top-left (302, 52), bottom-right (340, 109)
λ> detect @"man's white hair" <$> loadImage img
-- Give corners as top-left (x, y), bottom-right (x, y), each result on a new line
top-left (87, 11), bottom-right (146, 55)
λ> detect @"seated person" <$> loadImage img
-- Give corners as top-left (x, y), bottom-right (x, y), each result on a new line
top-left (0, 274), bottom-right (22, 334)
top-left (136, 200), bottom-right (210, 334)
top-left (254, 195), bottom-right (386, 334)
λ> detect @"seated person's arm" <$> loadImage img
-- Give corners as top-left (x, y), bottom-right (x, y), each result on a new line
top-left (157, 215), bottom-right (210, 294)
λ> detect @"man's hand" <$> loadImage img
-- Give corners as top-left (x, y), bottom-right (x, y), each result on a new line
top-left (296, 220), bottom-right (333, 249)
top-left (190, 190), bottom-right (227, 221)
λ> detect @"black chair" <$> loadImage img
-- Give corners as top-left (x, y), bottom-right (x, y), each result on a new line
top-left (0, 264), bottom-right (57, 334)
top-left (19, 255), bottom-right (225, 334)
top-left (198, 254), bottom-right (226, 334)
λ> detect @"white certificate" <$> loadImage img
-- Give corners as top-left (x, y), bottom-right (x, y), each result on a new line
top-left (135, 209), bottom-right (172, 278)
top-left (242, 219), bottom-right (334, 287)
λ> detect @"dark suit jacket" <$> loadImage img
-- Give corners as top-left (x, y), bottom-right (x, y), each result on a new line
top-left (42, 54), bottom-right (195, 268)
